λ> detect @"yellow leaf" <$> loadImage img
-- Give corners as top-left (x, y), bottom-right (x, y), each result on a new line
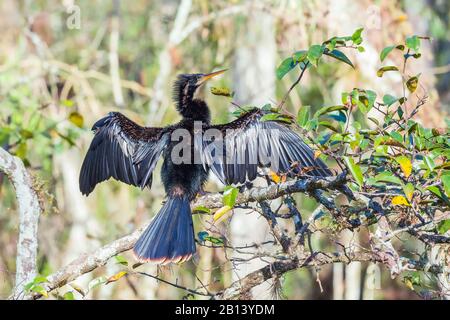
top-left (213, 205), bottom-right (232, 223)
top-left (106, 271), bottom-right (127, 284)
top-left (314, 150), bottom-right (322, 159)
top-left (49, 128), bottom-right (59, 139)
top-left (210, 87), bottom-right (232, 97)
top-left (269, 170), bottom-right (286, 183)
top-left (406, 76), bottom-right (418, 93)
top-left (395, 156), bottom-right (412, 178)
top-left (393, 14), bottom-right (408, 23)
top-left (68, 112), bottom-right (84, 128)
top-left (404, 278), bottom-right (414, 290)
top-left (392, 195), bottom-right (410, 206)
top-left (269, 170), bottom-right (281, 183)
top-left (70, 283), bottom-right (85, 297)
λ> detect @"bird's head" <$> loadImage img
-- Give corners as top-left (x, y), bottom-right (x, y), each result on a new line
top-left (173, 70), bottom-right (226, 103)
top-left (172, 69), bottom-right (226, 121)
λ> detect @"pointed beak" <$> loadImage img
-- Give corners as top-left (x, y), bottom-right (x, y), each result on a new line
top-left (197, 69), bottom-right (227, 85)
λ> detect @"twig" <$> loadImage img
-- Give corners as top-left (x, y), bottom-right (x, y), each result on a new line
top-left (277, 61), bottom-right (310, 111)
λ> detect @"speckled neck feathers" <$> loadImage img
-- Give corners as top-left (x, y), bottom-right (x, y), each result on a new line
top-left (172, 75), bottom-right (211, 123)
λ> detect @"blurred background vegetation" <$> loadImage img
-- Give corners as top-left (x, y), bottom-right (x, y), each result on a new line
top-left (0, 0), bottom-right (448, 299)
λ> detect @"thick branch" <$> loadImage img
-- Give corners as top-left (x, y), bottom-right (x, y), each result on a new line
top-left (24, 174), bottom-right (347, 299)
top-left (0, 147), bottom-right (41, 299)
top-left (215, 251), bottom-right (443, 300)
top-left (23, 170), bottom-right (447, 300)
top-left (192, 172), bottom-right (349, 209)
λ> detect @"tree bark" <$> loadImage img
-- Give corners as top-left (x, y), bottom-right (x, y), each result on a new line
top-left (0, 147), bottom-right (41, 299)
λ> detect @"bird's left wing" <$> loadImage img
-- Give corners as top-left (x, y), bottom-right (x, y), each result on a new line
top-left (196, 108), bottom-right (332, 185)
top-left (79, 112), bottom-right (170, 195)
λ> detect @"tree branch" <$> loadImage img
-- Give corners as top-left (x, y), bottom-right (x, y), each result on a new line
top-left (22, 172), bottom-right (444, 300)
top-left (0, 147), bottom-right (41, 299)
top-left (215, 250), bottom-right (443, 300)
top-left (23, 174), bottom-right (348, 299)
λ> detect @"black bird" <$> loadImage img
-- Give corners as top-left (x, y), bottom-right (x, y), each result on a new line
top-left (79, 69), bottom-right (331, 264)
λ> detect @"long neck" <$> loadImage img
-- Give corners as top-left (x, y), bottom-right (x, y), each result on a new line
top-left (178, 99), bottom-right (211, 123)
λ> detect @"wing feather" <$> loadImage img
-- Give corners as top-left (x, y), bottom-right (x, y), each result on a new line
top-left (199, 108), bottom-right (332, 185)
top-left (79, 112), bottom-right (169, 195)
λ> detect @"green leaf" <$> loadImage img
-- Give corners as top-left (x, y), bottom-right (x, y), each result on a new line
top-left (223, 186), bottom-right (239, 207)
top-left (319, 121), bottom-right (340, 132)
top-left (193, 206), bottom-right (211, 214)
top-left (231, 106), bottom-right (257, 118)
top-left (341, 92), bottom-right (349, 104)
top-left (428, 186), bottom-right (444, 199)
top-left (324, 49), bottom-right (354, 68)
top-left (442, 174), bottom-right (450, 197)
top-left (33, 276), bottom-right (48, 284)
top-left (406, 35), bottom-right (420, 52)
top-left (351, 27), bottom-right (364, 45)
top-left (406, 76), bottom-right (419, 93)
top-left (374, 171), bottom-right (403, 185)
top-left (437, 219), bottom-right (450, 234)
top-left (424, 156), bottom-right (435, 172)
top-left (31, 285), bottom-right (48, 298)
top-left (293, 50), bottom-right (307, 63)
top-left (380, 45), bottom-right (395, 62)
top-left (358, 95), bottom-right (370, 113)
top-left (380, 44), bottom-right (405, 62)
top-left (315, 105), bottom-right (347, 118)
top-left (382, 94), bottom-right (398, 107)
top-left (15, 142), bottom-right (27, 160)
top-left (63, 292), bottom-right (75, 300)
top-left (20, 129), bottom-right (34, 140)
top-left (389, 131), bottom-right (403, 143)
top-left (114, 255), bottom-right (128, 266)
top-left (343, 156), bottom-right (364, 188)
top-left (305, 118), bottom-right (318, 131)
top-left (403, 182), bottom-right (415, 201)
top-left (366, 90), bottom-right (377, 109)
top-left (377, 66), bottom-right (399, 77)
top-left (297, 106), bottom-right (310, 128)
top-left (276, 57), bottom-right (298, 79)
top-left (368, 117), bottom-right (380, 126)
top-left (307, 44), bottom-right (324, 67)
top-left (88, 276), bottom-right (107, 291)
top-left (260, 113), bottom-right (293, 124)
top-left (203, 235), bottom-right (224, 245)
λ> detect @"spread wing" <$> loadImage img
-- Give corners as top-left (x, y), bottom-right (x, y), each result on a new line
top-left (79, 112), bottom-right (170, 195)
top-left (196, 108), bottom-right (332, 185)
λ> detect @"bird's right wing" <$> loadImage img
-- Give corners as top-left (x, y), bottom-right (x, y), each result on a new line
top-left (79, 112), bottom-right (170, 195)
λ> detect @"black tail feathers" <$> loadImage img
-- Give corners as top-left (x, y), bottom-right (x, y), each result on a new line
top-left (133, 196), bottom-right (196, 264)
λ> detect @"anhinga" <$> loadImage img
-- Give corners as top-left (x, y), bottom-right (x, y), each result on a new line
top-left (79, 69), bottom-right (331, 264)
